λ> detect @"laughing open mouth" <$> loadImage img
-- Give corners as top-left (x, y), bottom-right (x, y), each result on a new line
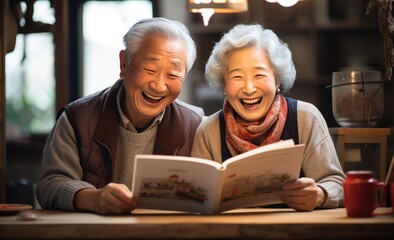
top-left (142, 92), bottom-right (164, 103)
top-left (240, 97), bottom-right (262, 107)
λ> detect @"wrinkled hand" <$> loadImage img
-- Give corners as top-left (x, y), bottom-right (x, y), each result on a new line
top-left (278, 177), bottom-right (327, 212)
top-left (74, 183), bottom-right (137, 215)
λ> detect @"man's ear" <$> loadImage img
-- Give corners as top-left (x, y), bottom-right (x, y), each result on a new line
top-left (119, 50), bottom-right (127, 78)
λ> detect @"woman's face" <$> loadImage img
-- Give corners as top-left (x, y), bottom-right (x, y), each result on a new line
top-left (224, 46), bottom-right (279, 122)
top-left (119, 36), bottom-right (187, 129)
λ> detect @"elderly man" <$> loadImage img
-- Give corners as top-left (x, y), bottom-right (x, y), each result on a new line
top-left (36, 18), bottom-right (204, 215)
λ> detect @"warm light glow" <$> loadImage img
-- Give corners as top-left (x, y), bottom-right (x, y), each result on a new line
top-left (266, 0), bottom-right (300, 7)
top-left (188, 0), bottom-right (248, 26)
top-left (278, 0), bottom-right (299, 7)
top-left (200, 8), bottom-right (215, 26)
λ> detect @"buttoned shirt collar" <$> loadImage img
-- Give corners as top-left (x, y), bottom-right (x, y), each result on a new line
top-left (116, 81), bottom-right (164, 132)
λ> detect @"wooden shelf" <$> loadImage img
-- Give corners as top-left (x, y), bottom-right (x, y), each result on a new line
top-left (188, 0), bottom-right (391, 128)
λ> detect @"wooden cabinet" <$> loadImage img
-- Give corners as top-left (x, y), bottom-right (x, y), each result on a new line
top-left (329, 127), bottom-right (391, 181)
top-left (188, 0), bottom-right (392, 127)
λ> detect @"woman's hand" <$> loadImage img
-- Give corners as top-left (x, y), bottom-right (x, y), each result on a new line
top-left (278, 177), bottom-right (327, 211)
top-left (74, 183), bottom-right (137, 215)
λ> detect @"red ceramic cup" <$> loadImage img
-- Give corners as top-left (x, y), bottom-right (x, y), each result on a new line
top-left (391, 173), bottom-right (394, 214)
top-left (343, 171), bottom-right (385, 218)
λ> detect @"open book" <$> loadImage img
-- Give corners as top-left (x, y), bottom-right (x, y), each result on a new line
top-left (131, 139), bottom-right (305, 214)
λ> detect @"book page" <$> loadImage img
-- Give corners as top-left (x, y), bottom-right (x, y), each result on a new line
top-left (218, 143), bottom-right (305, 213)
top-left (132, 155), bottom-right (224, 214)
top-left (222, 139), bottom-right (296, 166)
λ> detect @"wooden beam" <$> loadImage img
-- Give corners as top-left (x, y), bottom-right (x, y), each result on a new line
top-left (0, 0), bottom-right (6, 203)
top-left (53, 1), bottom-right (69, 112)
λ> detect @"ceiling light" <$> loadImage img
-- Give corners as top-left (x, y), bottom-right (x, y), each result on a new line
top-left (188, 0), bottom-right (248, 26)
top-left (278, 0), bottom-right (299, 7)
top-left (266, 0), bottom-right (300, 7)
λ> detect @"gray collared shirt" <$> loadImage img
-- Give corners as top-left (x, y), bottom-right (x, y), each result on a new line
top-left (116, 81), bottom-right (165, 133)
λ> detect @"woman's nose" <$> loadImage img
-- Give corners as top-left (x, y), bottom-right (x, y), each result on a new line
top-left (243, 79), bottom-right (256, 94)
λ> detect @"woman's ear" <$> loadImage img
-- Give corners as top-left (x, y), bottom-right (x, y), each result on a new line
top-left (119, 50), bottom-right (127, 78)
top-left (275, 80), bottom-right (281, 91)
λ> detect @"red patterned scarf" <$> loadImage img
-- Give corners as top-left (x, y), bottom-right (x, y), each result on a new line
top-left (224, 94), bottom-right (288, 156)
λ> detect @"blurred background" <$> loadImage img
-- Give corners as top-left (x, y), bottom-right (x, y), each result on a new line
top-left (1, 0), bottom-right (393, 207)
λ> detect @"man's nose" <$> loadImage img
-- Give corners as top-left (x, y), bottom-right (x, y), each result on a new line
top-left (151, 72), bottom-right (167, 91)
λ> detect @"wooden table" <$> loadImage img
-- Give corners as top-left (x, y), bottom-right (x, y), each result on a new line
top-left (0, 208), bottom-right (393, 239)
top-left (329, 128), bottom-right (391, 181)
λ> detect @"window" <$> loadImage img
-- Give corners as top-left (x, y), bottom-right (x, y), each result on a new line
top-left (5, 0), bottom-right (153, 139)
top-left (83, 0), bottom-right (153, 96)
top-left (5, 0), bottom-right (55, 139)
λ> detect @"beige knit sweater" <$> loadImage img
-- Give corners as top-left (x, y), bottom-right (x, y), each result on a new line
top-left (191, 100), bottom-right (345, 209)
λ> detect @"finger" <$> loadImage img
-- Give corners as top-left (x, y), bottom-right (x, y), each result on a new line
top-left (280, 186), bottom-right (317, 197)
top-left (281, 191), bottom-right (317, 210)
top-left (108, 192), bottom-right (135, 210)
top-left (281, 194), bottom-right (309, 204)
top-left (114, 188), bottom-right (136, 208)
top-left (105, 184), bottom-right (134, 205)
top-left (97, 186), bottom-right (133, 214)
top-left (286, 202), bottom-right (314, 212)
top-left (282, 178), bottom-right (313, 190)
top-left (281, 196), bottom-right (315, 212)
top-left (100, 194), bottom-right (134, 214)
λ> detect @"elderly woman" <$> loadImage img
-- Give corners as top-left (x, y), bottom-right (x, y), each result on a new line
top-left (191, 24), bottom-right (345, 211)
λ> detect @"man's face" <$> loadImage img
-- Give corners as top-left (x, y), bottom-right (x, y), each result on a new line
top-left (119, 36), bottom-right (187, 129)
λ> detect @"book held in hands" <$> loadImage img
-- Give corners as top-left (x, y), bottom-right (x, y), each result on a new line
top-left (131, 139), bottom-right (305, 214)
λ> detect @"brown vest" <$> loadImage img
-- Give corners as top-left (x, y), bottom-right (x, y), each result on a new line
top-left (61, 80), bottom-right (204, 188)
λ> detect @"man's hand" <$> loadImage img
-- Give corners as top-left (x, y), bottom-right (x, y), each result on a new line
top-left (74, 183), bottom-right (137, 215)
top-left (278, 177), bottom-right (327, 212)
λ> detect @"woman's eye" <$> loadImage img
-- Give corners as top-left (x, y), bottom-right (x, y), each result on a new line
top-left (168, 74), bottom-right (184, 81)
top-left (168, 74), bottom-right (178, 78)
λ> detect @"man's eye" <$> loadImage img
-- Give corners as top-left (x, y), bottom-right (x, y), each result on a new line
top-left (146, 69), bottom-right (155, 74)
top-left (141, 66), bottom-right (155, 74)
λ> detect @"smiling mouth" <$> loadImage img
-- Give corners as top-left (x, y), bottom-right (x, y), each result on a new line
top-left (240, 97), bottom-right (262, 107)
top-left (142, 92), bottom-right (164, 103)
